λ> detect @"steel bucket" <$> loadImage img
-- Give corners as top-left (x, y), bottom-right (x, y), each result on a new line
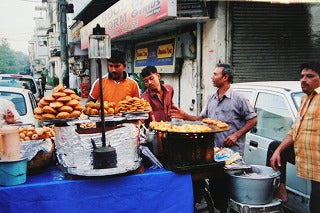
top-left (226, 165), bottom-right (280, 205)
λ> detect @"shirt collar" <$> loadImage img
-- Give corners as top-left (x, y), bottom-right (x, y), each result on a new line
top-left (214, 88), bottom-right (232, 99)
top-left (314, 86), bottom-right (320, 94)
top-left (148, 84), bottom-right (167, 97)
top-left (107, 71), bottom-right (127, 81)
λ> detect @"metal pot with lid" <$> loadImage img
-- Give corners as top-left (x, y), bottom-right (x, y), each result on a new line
top-left (226, 164), bottom-right (281, 205)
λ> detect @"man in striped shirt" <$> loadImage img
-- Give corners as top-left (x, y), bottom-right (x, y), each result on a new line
top-left (270, 61), bottom-right (320, 213)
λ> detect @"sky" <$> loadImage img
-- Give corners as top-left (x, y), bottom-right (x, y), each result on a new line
top-left (0, 0), bottom-right (41, 54)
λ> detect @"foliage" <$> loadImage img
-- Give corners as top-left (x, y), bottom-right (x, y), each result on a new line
top-left (47, 76), bottom-right (59, 86)
top-left (43, 69), bottom-right (49, 76)
top-left (0, 39), bottom-right (30, 74)
top-left (131, 73), bottom-right (147, 93)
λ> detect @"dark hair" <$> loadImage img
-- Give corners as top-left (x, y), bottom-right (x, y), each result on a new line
top-left (108, 50), bottom-right (126, 64)
top-left (300, 61), bottom-right (320, 76)
top-left (141, 66), bottom-right (158, 78)
top-left (217, 63), bottom-right (234, 83)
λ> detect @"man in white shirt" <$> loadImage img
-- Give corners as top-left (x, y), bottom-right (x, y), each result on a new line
top-left (0, 98), bottom-right (22, 128)
top-left (69, 69), bottom-right (79, 95)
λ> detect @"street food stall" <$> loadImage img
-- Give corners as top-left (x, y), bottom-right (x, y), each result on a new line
top-left (0, 82), bottom-right (282, 212)
top-left (0, 84), bottom-right (195, 212)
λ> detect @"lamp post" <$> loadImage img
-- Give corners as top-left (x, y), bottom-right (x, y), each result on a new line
top-left (88, 24), bottom-right (115, 169)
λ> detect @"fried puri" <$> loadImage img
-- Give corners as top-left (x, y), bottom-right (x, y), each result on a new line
top-left (52, 92), bottom-right (67, 98)
top-left (34, 107), bottom-right (43, 114)
top-left (52, 84), bottom-right (64, 94)
top-left (56, 96), bottom-right (72, 102)
top-left (70, 94), bottom-right (81, 101)
top-left (42, 113), bottom-right (56, 120)
top-left (43, 106), bottom-right (57, 114)
top-left (56, 111), bottom-right (70, 119)
top-left (49, 101), bottom-right (64, 109)
top-left (63, 89), bottom-right (76, 95)
top-left (58, 105), bottom-right (73, 112)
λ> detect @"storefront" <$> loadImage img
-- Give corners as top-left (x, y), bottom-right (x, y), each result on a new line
top-left (229, 2), bottom-right (320, 82)
top-left (80, 0), bottom-right (212, 114)
top-left (69, 20), bottom-right (90, 97)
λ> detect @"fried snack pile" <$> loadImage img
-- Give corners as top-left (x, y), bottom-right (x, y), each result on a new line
top-left (19, 126), bottom-right (55, 141)
top-left (149, 121), bottom-right (212, 133)
top-left (79, 122), bottom-right (96, 129)
top-left (118, 96), bottom-right (152, 113)
top-left (84, 101), bottom-right (116, 115)
top-left (33, 84), bottom-right (83, 120)
top-left (202, 118), bottom-right (229, 129)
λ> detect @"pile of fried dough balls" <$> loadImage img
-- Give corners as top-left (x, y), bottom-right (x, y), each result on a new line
top-left (33, 84), bottom-right (83, 120)
top-left (19, 126), bottom-right (55, 141)
top-left (84, 101), bottom-right (116, 115)
top-left (118, 96), bottom-right (152, 113)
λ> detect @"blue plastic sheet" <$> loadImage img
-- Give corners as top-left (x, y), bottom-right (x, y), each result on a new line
top-left (0, 167), bottom-right (193, 213)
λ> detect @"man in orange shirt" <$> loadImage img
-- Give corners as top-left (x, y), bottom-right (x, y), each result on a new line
top-left (87, 50), bottom-right (139, 105)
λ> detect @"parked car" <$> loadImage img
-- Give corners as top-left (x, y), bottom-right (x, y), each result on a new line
top-left (0, 86), bottom-right (39, 127)
top-left (33, 71), bottom-right (42, 87)
top-left (0, 74), bottom-right (41, 102)
top-left (231, 81), bottom-right (309, 210)
top-left (0, 79), bottom-right (25, 88)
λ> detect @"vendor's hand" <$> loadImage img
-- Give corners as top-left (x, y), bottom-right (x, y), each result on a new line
top-left (223, 133), bottom-right (238, 147)
top-left (169, 109), bottom-right (185, 120)
top-left (270, 151), bottom-right (281, 171)
top-left (3, 109), bottom-right (16, 124)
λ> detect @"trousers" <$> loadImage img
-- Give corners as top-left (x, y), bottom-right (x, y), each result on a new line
top-left (266, 140), bottom-right (295, 183)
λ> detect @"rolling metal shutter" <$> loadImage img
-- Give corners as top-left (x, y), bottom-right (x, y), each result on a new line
top-left (231, 2), bottom-right (320, 82)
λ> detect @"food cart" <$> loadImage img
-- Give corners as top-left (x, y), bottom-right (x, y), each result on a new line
top-left (0, 83), bottom-right (194, 212)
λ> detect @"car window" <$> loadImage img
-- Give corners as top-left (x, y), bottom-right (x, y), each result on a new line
top-left (234, 89), bottom-right (255, 103)
top-left (2, 77), bottom-right (37, 94)
top-left (292, 92), bottom-right (304, 109)
top-left (253, 92), bottom-right (293, 141)
top-left (28, 92), bottom-right (37, 110)
top-left (0, 92), bottom-right (27, 116)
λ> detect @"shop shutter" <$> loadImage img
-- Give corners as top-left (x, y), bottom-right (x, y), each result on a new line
top-left (231, 2), bottom-right (320, 82)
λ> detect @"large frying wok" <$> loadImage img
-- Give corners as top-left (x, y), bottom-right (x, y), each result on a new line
top-left (150, 120), bottom-right (228, 169)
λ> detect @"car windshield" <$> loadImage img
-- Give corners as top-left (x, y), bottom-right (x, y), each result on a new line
top-left (0, 79), bottom-right (24, 88)
top-left (292, 92), bottom-right (304, 109)
top-left (1, 77), bottom-right (36, 94)
top-left (0, 91), bottom-right (27, 116)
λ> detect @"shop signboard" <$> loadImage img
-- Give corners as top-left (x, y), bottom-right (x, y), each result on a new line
top-left (134, 37), bottom-right (176, 73)
top-left (80, 0), bottom-right (177, 50)
top-left (71, 21), bottom-right (84, 42)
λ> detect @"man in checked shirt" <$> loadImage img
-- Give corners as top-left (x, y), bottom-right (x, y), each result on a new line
top-left (270, 61), bottom-right (320, 213)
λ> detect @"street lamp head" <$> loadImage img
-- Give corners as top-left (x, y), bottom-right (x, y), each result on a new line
top-left (88, 24), bottom-right (111, 59)
top-left (93, 24), bottom-right (105, 35)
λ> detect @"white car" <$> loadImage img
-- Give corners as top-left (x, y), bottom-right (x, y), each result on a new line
top-left (0, 74), bottom-right (41, 102)
top-left (231, 81), bottom-right (308, 211)
top-left (0, 86), bottom-right (39, 127)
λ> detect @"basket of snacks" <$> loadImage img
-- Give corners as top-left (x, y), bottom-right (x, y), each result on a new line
top-left (19, 126), bottom-right (55, 173)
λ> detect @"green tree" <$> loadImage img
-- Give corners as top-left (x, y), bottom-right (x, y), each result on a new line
top-left (0, 38), bottom-right (29, 74)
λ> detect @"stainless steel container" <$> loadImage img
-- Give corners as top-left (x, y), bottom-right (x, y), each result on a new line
top-left (226, 165), bottom-right (280, 205)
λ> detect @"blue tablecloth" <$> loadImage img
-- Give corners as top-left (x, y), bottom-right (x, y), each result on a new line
top-left (0, 167), bottom-right (193, 213)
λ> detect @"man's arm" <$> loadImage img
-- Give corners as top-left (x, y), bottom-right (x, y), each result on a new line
top-left (170, 108), bottom-right (203, 121)
top-left (3, 109), bottom-right (22, 124)
top-left (86, 96), bottom-right (96, 103)
top-left (224, 116), bottom-right (257, 146)
top-left (270, 134), bottom-right (294, 171)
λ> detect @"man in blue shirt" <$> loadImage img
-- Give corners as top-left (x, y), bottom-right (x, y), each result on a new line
top-left (171, 63), bottom-right (257, 211)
